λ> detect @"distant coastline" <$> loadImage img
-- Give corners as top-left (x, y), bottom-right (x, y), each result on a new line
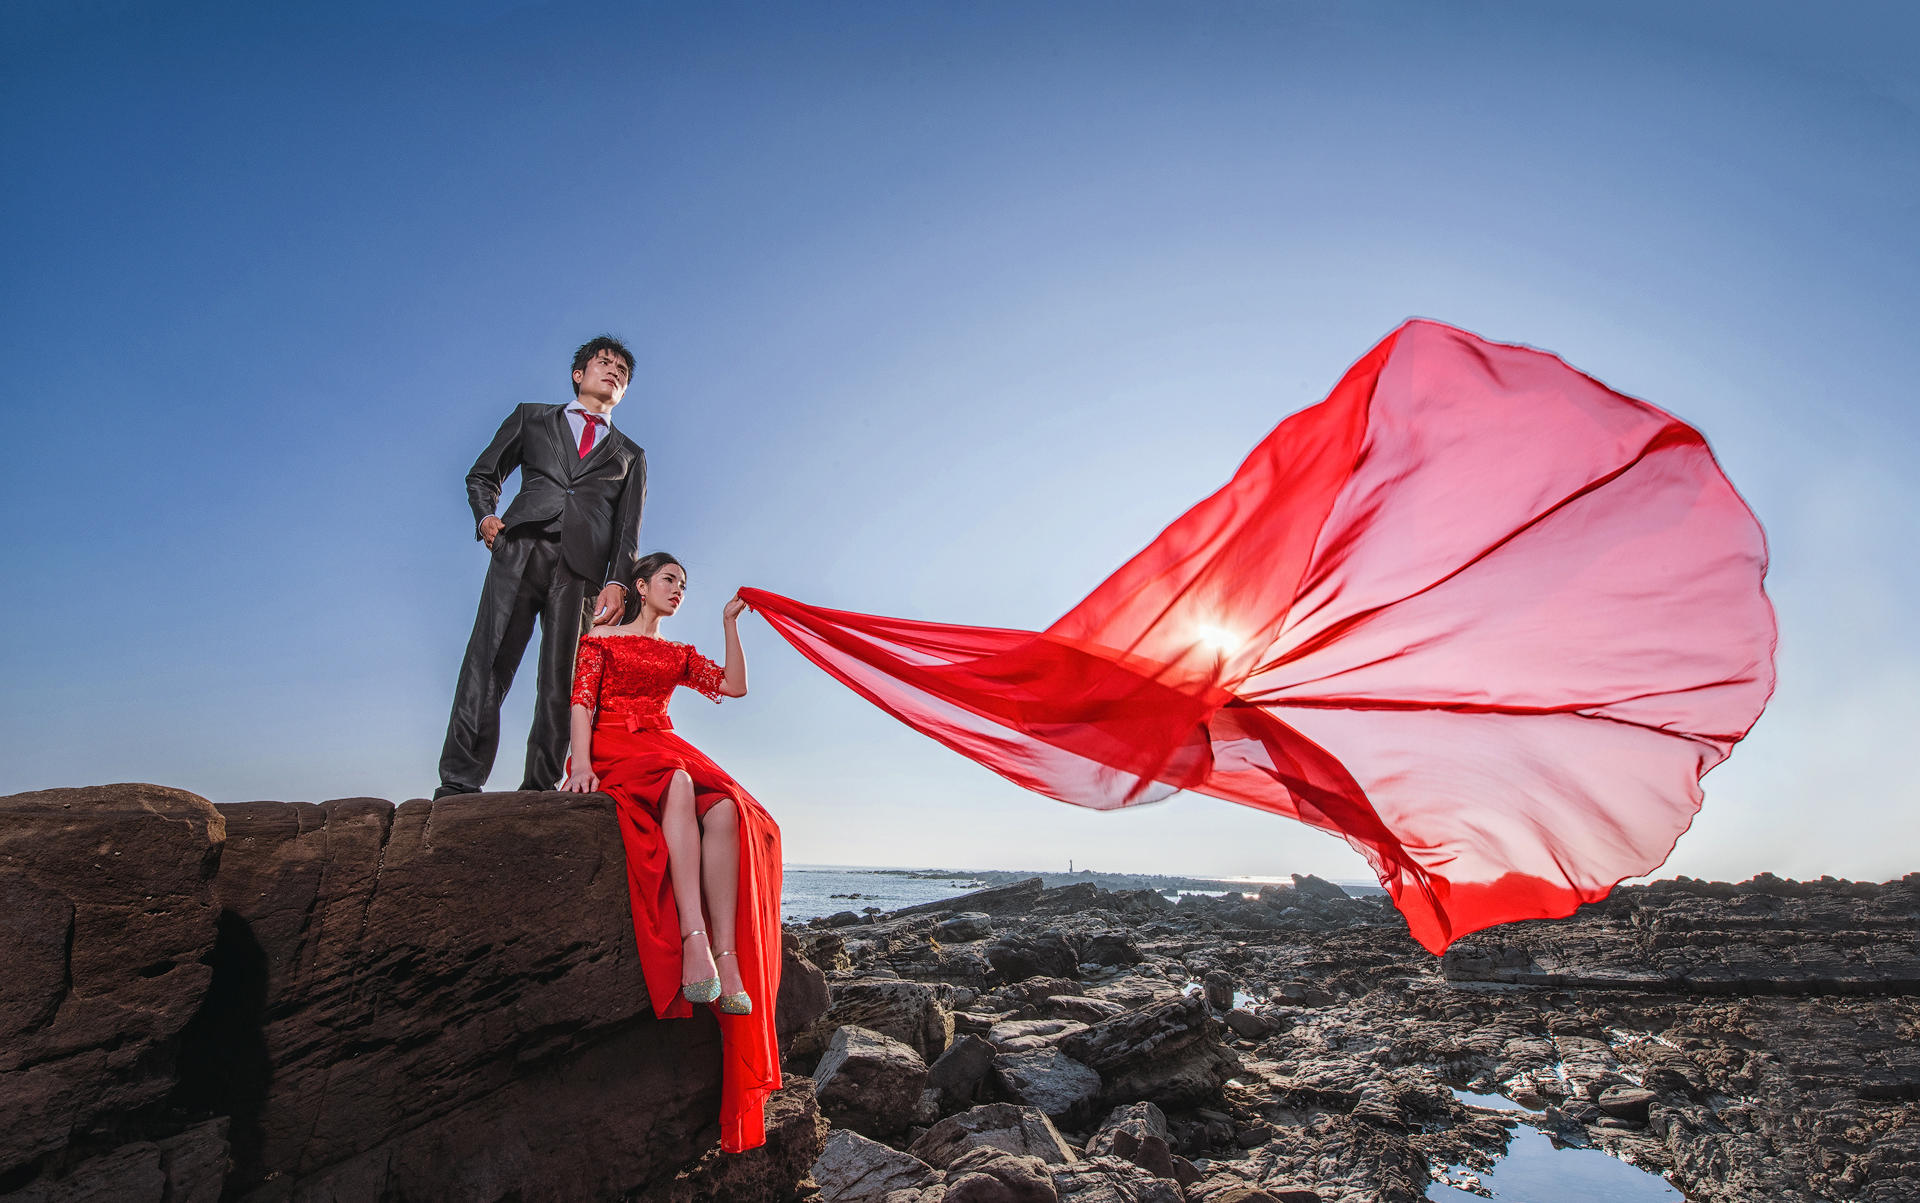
top-left (786, 862), bottom-right (1390, 898)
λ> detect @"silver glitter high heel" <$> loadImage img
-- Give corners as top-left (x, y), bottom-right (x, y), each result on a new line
top-left (681, 929), bottom-right (721, 1004)
top-left (715, 950), bottom-right (752, 1015)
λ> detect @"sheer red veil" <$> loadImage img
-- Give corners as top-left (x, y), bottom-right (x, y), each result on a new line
top-left (740, 320), bottom-right (1776, 952)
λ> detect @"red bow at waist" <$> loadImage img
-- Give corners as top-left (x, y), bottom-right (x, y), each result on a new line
top-left (599, 710), bottom-right (674, 734)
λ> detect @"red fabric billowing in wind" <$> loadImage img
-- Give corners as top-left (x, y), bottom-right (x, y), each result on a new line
top-left (739, 320), bottom-right (1775, 953)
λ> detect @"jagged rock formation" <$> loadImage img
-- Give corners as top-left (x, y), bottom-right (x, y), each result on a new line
top-left (0, 785), bottom-right (828, 1202)
top-left (796, 868), bottom-right (1920, 1202)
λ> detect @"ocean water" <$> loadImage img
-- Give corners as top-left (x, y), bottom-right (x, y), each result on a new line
top-left (781, 863), bottom-right (1382, 922)
top-left (783, 864), bottom-right (994, 922)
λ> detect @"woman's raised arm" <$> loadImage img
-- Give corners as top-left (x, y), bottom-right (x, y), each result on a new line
top-left (719, 594), bottom-right (750, 697)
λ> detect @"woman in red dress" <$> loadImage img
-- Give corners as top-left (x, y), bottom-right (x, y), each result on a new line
top-left (562, 552), bottom-right (783, 1154)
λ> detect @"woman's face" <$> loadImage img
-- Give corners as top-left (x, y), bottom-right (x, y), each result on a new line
top-left (639, 564), bottom-right (686, 616)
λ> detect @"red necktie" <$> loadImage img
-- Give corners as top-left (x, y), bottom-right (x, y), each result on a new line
top-left (574, 410), bottom-right (606, 458)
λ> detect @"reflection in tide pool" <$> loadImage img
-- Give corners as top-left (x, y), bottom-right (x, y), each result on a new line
top-left (1432, 1089), bottom-right (1684, 1202)
top-left (1451, 1088), bottom-right (1540, 1111)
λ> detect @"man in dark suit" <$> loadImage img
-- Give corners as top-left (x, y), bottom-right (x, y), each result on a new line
top-left (436, 335), bottom-right (649, 798)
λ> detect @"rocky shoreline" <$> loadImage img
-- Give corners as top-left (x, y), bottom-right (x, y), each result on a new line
top-left (2, 785), bottom-right (1914, 1202)
top-left (787, 866), bottom-right (1919, 1203)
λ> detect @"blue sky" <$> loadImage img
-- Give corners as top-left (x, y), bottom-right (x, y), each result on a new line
top-left (3, 1), bottom-right (1915, 882)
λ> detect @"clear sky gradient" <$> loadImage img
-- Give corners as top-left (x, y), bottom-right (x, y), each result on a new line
top-left (3, 1), bottom-right (1915, 883)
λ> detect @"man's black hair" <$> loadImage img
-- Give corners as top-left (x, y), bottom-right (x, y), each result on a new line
top-left (571, 335), bottom-right (635, 396)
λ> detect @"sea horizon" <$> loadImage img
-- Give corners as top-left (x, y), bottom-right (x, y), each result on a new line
top-left (779, 861), bottom-right (1389, 922)
top-left (784, 861), bottom-right (1384, 887)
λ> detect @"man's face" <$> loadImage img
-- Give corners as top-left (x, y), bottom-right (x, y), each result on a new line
top-left (574, 350), bottom-right (631, 406)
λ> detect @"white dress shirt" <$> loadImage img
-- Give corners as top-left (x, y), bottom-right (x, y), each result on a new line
top-left (565, 405), bottom-right (624, 594)
top-left (565, 404), bottom-right (614, 455)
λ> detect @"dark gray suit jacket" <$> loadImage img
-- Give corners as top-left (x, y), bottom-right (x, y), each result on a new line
top-left (465, 402), bottom-right (648, 588)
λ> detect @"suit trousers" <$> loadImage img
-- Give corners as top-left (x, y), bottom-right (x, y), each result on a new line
top-left (439, 529), bottom-right (595, 792)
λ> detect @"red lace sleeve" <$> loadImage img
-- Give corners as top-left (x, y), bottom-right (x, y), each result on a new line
top-left (571, 637), bottom-right (606, 709)
top-left (682, 646), bottom-right (727, 702)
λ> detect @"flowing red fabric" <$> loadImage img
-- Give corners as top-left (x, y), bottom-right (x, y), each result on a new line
top-left (739, 320), bottom-right (1775, 954)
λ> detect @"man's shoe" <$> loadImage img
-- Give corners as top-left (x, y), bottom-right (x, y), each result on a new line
top-left (433, 784), bottom-right (478, 800)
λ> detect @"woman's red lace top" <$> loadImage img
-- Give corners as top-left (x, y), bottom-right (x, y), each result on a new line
top-left (571, 634), bottom-right (727, 726)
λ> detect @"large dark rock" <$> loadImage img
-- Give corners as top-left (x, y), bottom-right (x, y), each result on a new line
top-left (0, 785), bottom-right (225, 1187)
top-left (0, 1117), bottom-right (231, 1203)
top-left (1060, 995), bottom-right (1239, 1109)
top-left (1086, 1103), bottom-right (1174, 1180)
top-left (205, 791), bottom-right (736, 1200)
top-left (927, 1034), bottom-right (997, 1114)
top-left (936, 912), bottom-right (995, 943)
top-left (813, 1024), bottom-right (931, 1138)
top-left (776, 935), bottom-right (831, 1051)
top-left (944, 1145), bottom-right (1060, 1203)
top-left (992, 1048), bottom-right (1103, 1128)
top-left (1287, 875), bottom-right (1349, 903)
top-left (0, 786), bottom-right (817, 1202)
top-left (655, 1077), bottom-right (828, 1203)
top-left (987, 933), bottom-right (1079, 983)
top-left (1078, 932), bottom-right (1142, 968)
top-left (810, 1128), bottom-right (942, 1202)
top-left (793, 977), bottom-right (954, 1065)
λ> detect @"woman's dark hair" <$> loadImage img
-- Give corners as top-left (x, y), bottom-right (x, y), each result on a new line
top-left (624, 552), bottom-right (684, 623)
top-left (571, 335), bottom-right (635, 396)
top-left (634, 551), bottom-right (684, 588)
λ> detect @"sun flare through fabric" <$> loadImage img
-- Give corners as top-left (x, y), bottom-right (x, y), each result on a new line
top-left (740, 320), bottom-right (1777, 953)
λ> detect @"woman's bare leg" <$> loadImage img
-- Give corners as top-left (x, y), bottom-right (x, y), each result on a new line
top-left (661, 770), bottom-right (715, 986)
top-left (700, 797), bottom-right (744, 995)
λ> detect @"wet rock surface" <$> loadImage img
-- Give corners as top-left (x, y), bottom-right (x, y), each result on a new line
top-left (801, 868), bottom-right (1920, 1203)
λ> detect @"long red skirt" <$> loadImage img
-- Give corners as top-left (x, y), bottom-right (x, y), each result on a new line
top-left (592, 718), bottom-right (783, 1153)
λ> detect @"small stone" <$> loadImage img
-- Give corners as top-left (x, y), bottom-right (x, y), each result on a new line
top-left (1596, 1085), bottom-right (1657, 1122)
top-left (1222, 1008), bottom-right (1272, 1040)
